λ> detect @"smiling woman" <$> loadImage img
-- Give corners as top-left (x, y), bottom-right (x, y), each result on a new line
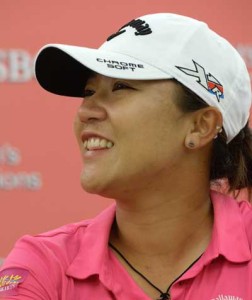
top-left (1, 13), bottom-right (252, 300)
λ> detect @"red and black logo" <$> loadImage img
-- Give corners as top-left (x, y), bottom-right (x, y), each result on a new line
top-left (176, 60), bottom-right (224, 102)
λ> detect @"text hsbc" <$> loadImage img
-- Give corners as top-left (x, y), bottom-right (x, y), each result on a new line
top-left (0, 49), bottom-right (35, 82)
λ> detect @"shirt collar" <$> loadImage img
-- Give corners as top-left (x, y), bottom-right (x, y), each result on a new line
top-left (66, 191), bottom-right (252, 281)
top-left (181, 191), bottom-right (252, 281)
top-left (204, 190), bottom-right (251, 263)
top-left (66, 203), bottom-right (116, 280)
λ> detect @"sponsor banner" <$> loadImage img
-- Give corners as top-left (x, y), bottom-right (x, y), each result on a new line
top-left (0, 144), bottom-right (42, 191)
top-left (0, 50), bottom-right (35, 83)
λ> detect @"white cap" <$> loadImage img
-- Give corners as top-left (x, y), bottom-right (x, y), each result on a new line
top-left (35, 13), bottom-right (251, 143)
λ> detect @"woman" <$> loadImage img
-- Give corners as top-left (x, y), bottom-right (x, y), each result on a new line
top-left (1, 13), bottom-right (252, 300)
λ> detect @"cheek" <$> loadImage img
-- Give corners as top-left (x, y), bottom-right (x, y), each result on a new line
top-left (73, 115), bottom-right (82, 141)
top-left (128, 109), bottom-right (179, 145)
top-left (119, 117), bottom-right (179, 166)
top-left (123, 111), bottom-right (185, 167)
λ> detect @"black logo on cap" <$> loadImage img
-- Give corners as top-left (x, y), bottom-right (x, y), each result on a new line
top-left (107, 19), bottom-right (152, 41)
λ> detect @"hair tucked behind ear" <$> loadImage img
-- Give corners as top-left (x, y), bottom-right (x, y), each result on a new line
top-left (211, 122), bottom-right (252, 196)
top-left (172, 79), bottom-right (252, 200)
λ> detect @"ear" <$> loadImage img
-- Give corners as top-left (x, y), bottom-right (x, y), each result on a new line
top-left (184, 107), bottom-right (223, 150)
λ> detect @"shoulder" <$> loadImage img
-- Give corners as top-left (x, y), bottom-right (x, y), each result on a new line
top-left (223, 191), bottom-right (252, 242)
top-left (1, 203), bottom-right (116, 273)
top-left (211, 190), bottom-right (252, 245)
top-left (211, 189), bottom-right (252, 220)
top-left (1, 218), bottom-right (92, 272)
top-left (0, 219), bottom-right (92, 299)
top-left (0, 206), bottom-right (116, 300)
top-left (237, 199), bottom-right (252, 240)
top-left (30, 218), bottom-right (92, 257)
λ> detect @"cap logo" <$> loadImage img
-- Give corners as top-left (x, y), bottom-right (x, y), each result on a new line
top-left (107, 19), bottom-right (152, 41)
top-left (176, 60), bottom-right (224, 102)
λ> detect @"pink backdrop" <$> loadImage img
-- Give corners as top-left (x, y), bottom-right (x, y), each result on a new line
top-left (1, 0), bottom-right (252, 260)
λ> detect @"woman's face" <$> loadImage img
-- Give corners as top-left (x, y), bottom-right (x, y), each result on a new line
top-left (74, 74), bottom-right (192, 198)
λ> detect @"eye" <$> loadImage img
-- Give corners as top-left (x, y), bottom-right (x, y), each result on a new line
top-left (112, 81), bottom-right (133, 91)
top-left (83, 89), bottom-right (95, 98)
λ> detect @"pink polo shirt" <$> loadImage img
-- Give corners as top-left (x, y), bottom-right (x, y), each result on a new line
top-left (0, 191), bottom-right (252, 300)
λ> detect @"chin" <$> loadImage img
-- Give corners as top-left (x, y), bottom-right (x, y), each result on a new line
top-left (80, 176), bottom-right (121, 200)
top-left (80, 173), bottom-right (109, 196)
top-left (81, 178), bottom-right (102, 194)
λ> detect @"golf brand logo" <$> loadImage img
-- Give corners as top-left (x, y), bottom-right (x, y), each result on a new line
top-left (107, 19), bottom-right (152, 41)
top-left (211, 295), bottom-right (243, 300)
top-left (0, 268), bottom-right (29, 296)
top-left (176, 60), bottom-right (224, 102)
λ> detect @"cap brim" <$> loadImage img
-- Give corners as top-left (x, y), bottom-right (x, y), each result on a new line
top-left (35, 44), bottom-right (172, 97)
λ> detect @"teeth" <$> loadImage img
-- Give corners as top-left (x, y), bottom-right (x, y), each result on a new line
top-left (100, 139), bottom-right (107, 148)
top-left (93, 138), bottom-right (100, 147)
top-left (106, 141), bottom-right (113, 148)
top-left (84, 137), bottom-right (114, 150)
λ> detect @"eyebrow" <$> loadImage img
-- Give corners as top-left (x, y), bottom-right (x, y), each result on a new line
top-left (87, 71), bottom-right (98, 80)
top-left (83, 71), bottom-right (98, 89)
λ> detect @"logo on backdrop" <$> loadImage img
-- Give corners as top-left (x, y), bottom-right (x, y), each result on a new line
top-left (0, 49), bottom-right (35, 82)
top-left (0, 144), bottom-right (42, 191)
top-left (176, 60), bottom-right (224, 102)
top-left (107, 18), bottom-right (152, 41)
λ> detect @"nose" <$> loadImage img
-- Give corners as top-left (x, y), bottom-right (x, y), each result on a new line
top-left (77, 99), bottom-right (107, 123)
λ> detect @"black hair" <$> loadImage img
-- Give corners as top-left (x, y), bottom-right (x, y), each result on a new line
top-left (173, 80), bottom-right (252, 200)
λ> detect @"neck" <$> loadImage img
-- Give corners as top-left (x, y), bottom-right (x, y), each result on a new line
top-left (108, 152), bottom-right (214, 298)
top-left (110, 188), bottom-right (213, 263)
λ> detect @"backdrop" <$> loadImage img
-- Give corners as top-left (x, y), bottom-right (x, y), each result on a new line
top-left (1, 0), bottom-right (252, 262)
